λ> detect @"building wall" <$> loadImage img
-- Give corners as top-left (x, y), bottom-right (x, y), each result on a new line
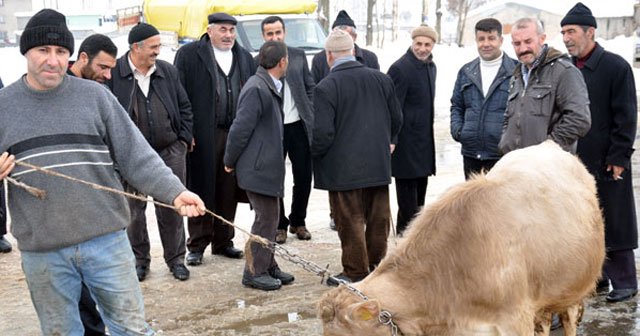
top-left (0, 0), bottom-right (31, 43)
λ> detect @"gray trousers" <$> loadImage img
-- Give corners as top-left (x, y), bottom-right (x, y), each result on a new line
top-left (245, 191), bottom-right (279, 276)
top-left (127, 140), bottom-right (187, 268)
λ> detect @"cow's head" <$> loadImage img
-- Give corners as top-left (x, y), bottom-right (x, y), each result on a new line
top-left (318, 286), bottom-right (392, 336)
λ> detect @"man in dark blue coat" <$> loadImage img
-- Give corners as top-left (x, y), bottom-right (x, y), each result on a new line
top-left (387, 24), bottom-right (437, 235)
top-left (259, 16), bottom-right (314, 244)
top-left (313, 30), bottom-right (402, 286)
top-left (561, 3), bottom-right (638, 303)
top-left (174, 13), bottom-right (257, 266)
top-left (450, 18), bottom-right (516, 179)
top-left (224, 41), bottom-right (295, 291)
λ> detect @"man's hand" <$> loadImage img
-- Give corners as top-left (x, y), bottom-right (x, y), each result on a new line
top-left (189, 138), bottom-right (196, 153)
top-left (0, 152), bottom-right (15, 180)
top-left (390, 144), bottom-right (396, 154)
top-left (607, 164), bottom-right (625, 181)
top-left (173, 191), bottom-right (206, 217)
top-left (224, 166), bottom-right (234, 173)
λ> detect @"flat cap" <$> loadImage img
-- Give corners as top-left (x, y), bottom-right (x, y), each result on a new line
top-left (208, 12), bottom-right (237, 25)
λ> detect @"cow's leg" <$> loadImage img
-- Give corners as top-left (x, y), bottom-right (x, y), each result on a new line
top-left (499, 309), bottom-right (535, 336)
top-left (559, 302), bottom-right (583, 336)
top-left (533, 309), bottom-right (552, 336)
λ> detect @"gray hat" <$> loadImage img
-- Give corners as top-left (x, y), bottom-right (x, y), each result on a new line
top-left (208, 12), bottom-right (237, 25)
top-left (411, 24), bottom-right (438, 42)
top-left (324, 29), bottom-right (354, 52)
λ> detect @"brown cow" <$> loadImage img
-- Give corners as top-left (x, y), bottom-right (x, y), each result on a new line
top-left (318, 140), bottom-right (605, 336)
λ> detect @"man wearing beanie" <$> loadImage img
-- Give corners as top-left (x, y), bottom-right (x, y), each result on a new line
top-left (450, 18), bottom-right (517, 178)
top-left (561, 2), bottom-right (638, 303)
top-left (312, 29), bottom-right (403, 287)
top-left (107, 22), bottom-right (194, 282)
top-left (386, 24), bottom-right (438, 235)
top-left (0, 8), bottom-right (205, 335)
top-left (174, 12), bottom-right (256, 267)
top-left (311, 10), bottom-right (379, 84)
top-left (498, 17), bottom-right (590, 155)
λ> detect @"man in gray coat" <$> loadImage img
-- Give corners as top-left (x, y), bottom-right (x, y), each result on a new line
top-left (224, 41), bottom-right (295, 291)
top-left (499, 18), bottom-right (590, 154)
top-left (259, 16), bottom-right (314, 244)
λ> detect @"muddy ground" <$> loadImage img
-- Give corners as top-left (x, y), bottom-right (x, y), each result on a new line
top-left (1, 113), bottom-right (639, 335)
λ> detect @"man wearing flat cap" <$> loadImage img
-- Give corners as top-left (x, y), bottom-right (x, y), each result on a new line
top-left (312, 30), bottom-right (402, 287)
top-left (311, 10), bottom-right (379, 84)
top-left (387, 24), bottom-right (438, 236)
top-left (561, 2), bottom-right (638, 303)
top-left (108, 22), bottom-right (195, 282)
top-left (0, 9), bottom-right (205, 334)
top-left (175, 12), bottom-right (256, 266)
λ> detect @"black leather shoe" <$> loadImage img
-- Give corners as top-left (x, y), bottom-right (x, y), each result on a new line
top-left (269, 266), bottom-right (294, 285)
top-left (0, 236), bottom-right (11, 253)
top-left (326, 273), bottom-right (364, 287)
top-left (170, 263), bottom-right (190, 281)
top-left (242, 274), bottom-right (281, 291)
top-left (606, 288), bottom-right (638, 302)
top-left (213, 246), bottom-right (243, 259)
top-left (186, 252), bottom-right (203, 266)
top-left (136, 265), bottom-right (149, 282)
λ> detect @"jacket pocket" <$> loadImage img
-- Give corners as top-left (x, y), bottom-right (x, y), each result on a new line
top-left (253, 141), bottom-right (264, 170)
top-left (505, 91), bottom-right (519, 117)
top-left (528, 84), bottom-right (553, 116)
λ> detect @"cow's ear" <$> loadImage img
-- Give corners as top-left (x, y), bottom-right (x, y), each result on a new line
top-left (351, 300), bottom-right (381, 321)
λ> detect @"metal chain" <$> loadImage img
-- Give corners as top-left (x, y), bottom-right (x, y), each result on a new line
top-left (272, 244), bottom-right (332, 281)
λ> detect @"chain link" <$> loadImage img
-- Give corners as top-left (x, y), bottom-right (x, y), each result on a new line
top-left (272, 244), bottom-right (332, 281)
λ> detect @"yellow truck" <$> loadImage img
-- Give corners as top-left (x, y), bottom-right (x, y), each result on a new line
top-left (143, 0), bottom-right (326, 55)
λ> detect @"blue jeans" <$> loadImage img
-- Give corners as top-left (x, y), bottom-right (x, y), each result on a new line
top-left (21, 230), bottom-right (155, 335)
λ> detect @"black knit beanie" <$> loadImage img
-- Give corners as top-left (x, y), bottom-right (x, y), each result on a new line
top-left (20, 9), bottom-right (74, 55)
top-left (332, 10), bottom-right (356, 29)
top-left (561, 2), bottom-right (597, 28)
top-left (128, 23), bottom-right (159, 44)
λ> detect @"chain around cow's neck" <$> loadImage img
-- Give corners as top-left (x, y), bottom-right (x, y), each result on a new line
top-left (342, 283), bottom-right (402, 336)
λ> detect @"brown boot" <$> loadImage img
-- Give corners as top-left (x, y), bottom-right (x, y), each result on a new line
top-left (289, 226), bottom-right (311, 240)
top-left (275, 229), bottom-right (287, 244)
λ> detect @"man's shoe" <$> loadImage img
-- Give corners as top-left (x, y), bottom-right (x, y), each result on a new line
top-left (606, 288), bottom-right (638, 302)
top-left (242, 274), bottom-right (282, 291)
top-left (269, 266), bottom-right (294, 285)
top-left (275, 229), bottom-right (287, 244)
top-left (136, 265), bottom-right (150, 282)
top-left (213, 246), bottom-right (244, 259)
top-left (329, 218), bottom-right (337, 231)
top-left (326, 273), bottom-right (364, 287)
top-left (0, 236), bottom-right (12, 253)
top-left (290, 226), bottom-right (312, 240)
top-left (186, 252), bottom-right (203, 266)
top-left (170, 263), bottom-right (190, 281)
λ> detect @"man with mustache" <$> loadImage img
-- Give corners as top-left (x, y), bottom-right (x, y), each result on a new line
top-left (498, 17), bottom-right (590, 155)
top-left (561, 2), bottom-right (638, 303)
top-left (450, 18), bottom-right (516, 179)
top-left (108, 22), bottom-right (194, 282)
top-left (174, 13), bottom-right (256, 266)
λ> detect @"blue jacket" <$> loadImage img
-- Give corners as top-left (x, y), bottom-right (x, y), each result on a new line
top-left (450, 54), bottom-right (516, 160)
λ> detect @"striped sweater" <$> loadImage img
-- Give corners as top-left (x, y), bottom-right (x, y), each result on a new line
top-left (0, 75), bottom-right (185, 252)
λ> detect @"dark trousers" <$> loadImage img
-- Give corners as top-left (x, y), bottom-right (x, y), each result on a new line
top-left (127, 140), bottom-right (187, 268)
top-left (245, 191), bottom-right (279, 275)
top-left (278, 121), bottom-right (312, 229)
top-left (187, 130), bottom-right (237, 253)
top-left (329, 185), bottom-right (391, 279)
top-left (79, 285), bottom-right (106, 335)
top-left (601, 249), bottom-right (638, 290)
top-left (463, 156), bottom-right (499, 180)
top-left (0, 183), bottom-right (5, 236)
top-left (395, 177), bottom-right (428, 235)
